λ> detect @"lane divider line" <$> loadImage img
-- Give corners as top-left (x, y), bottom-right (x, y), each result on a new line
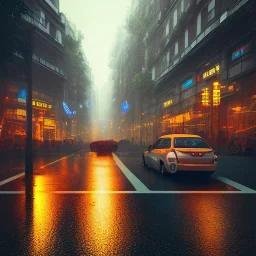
top-left (0, 173), bottom-right (25, 187)
top-left (213, 175), bottom-right (256, 193)
top-left (0, 154), bottom-right (74, 187)
top-left (39, 154), bottom-right (74, 169)
top-left (1, 190), bottom-right (255, 194)
top-left (112, 153), bottom-right (150, 192)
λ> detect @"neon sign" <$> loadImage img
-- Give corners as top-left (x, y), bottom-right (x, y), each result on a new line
top-left (202, 64), bottom-right (220, 80)
top-left (62, 102), bottom-right (76, 117)
top-left (32, 100), bottom-right (52, 109)
top-left (18, 89), bottom-right (27, 103)
top-left (232, 47), bottom-right (244, 60)
top-left (121, 101), bottom-right (131, 114)
top-left (163, 100), bottom-right (172, 108)
top-left (182, 79), bottom-right (193, 90)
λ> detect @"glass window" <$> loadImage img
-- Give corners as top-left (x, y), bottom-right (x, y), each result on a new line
top-left (174, 137), bottom-right (210, 148)
top-left (40, 11), bottom-right (45, 26)
top-left (208, 0), bottom-right (215, 22)
top-left (185, 29), bottom-right (188, 48)
top-left (157, 138), bottom-right (171, 149)
top-left (197, 12), bottom-right (201, 36)
top-left (165, 21), bottom-right (169, 36)
top-left (152, 66), bottom-right (155, 80)
top-left (181, 0), bottom-right (184, 13)
top-left (175, 41), bottom-right (179, 55)
top-left (173, 9), bottom-right (177, 28)
top-left (152, 139), bottom-right (162, 149)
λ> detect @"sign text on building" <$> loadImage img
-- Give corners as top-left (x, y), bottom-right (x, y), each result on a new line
top-left (202, 64), bottom-right (220, 80)
top-left (32, 100), bottom-right (52, 109)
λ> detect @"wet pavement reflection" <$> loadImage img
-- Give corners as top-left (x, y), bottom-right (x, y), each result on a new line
top-left (0, 151), bottom-right (255, 255)
top-left (0, 193), bottom-right (255, 255)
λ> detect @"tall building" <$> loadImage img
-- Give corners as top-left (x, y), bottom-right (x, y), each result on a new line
top-left (1, 0), bottom-right (66, 148)
top-left (144, 0), bottom-right (256, 149)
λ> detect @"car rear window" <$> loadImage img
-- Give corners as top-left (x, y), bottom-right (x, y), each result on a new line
top-left (174, 137), bottom-right (210, 148)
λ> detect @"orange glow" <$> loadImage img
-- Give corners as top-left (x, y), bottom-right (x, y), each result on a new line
top-left (179, 195), bottom-right (226, 255)
top-left (232, 106), bottom-right (242, 112)
top-left (228, 85), bottom-right (234, 92)
top-left (163, 99), bottom-right (173, 108)
top-left (213, 82), bottom-right (220, 106)
top-left (202, 88), bottom-right (210, 106)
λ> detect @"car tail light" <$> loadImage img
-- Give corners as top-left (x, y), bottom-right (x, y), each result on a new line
top-left (167, 151), bottom-right (177, 163)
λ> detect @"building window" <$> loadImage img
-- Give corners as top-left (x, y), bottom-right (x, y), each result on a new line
top-left (167, 51), bottom-right (170, 66)
top-left (40, 11), bottom-right (45, 26)
top-left (181, 0), bottom-right (184, 13)
top-left (165, 20), bottom-right (169, 37)
top-left (196, 12), bottom-right (201, 36)
top-left (208, 0), bottom-right (215, 22)
top-left (175, 42), bottom-right (179, 55)
top-left (185, 29), bottom-right (188, 49)
top-left (152, 66), bottom-right (155, 80)
top-left (55, 30), bottom-right (62, 44)
top-left (173, 9), bottom-right (177, 28)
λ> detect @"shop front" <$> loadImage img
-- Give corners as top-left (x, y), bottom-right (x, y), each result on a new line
top-left (220, 39), bottom-right (256, 154)
top-left (1, 85), bottom-right (57, 149)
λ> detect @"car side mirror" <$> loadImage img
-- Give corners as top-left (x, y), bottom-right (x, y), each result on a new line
top-left (148, 145), bottom-right (152, 150)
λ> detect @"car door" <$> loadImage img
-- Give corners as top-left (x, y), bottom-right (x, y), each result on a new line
top-left (147, 139), bottom-right (162, 168)
top-left (151, 138), bottom-right (171, 169)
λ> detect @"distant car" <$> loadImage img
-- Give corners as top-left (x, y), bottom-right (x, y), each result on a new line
top-left (142, 134), bottom-right (218, 176)
top-left (90, 140), bottom-right (118, 153)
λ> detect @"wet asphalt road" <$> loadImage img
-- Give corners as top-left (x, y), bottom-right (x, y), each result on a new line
top-left (0, 150), bottom-right (256, 255)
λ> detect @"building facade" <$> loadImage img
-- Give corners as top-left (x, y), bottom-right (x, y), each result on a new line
top-left (140, 0), bottom-right (256, 150)
top-left (1, 0), bottom-right (66, 149)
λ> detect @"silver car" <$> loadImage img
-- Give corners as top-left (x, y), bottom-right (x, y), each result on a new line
top-left (142, 134), bottom-right (218, 176)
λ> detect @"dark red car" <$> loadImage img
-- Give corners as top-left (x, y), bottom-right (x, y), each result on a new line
top-left (90, 140), bottom-right (118, 154)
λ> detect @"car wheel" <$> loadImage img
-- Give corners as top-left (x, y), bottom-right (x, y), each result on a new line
top-left (142, 156), bottom-right (148, 167)
top-left (160, 162), bottom-right (166, 176)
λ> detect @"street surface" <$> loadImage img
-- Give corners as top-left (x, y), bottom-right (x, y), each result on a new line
top-left (0, 146), bottom-right (256, 255)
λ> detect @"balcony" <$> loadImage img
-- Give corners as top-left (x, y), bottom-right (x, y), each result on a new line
top-left (44, 0), bottom-right (58, 13)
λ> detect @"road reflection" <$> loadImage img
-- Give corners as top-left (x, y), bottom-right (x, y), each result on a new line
top-left (89, 154), bottom-right (119, 191)
top-left (180, 195), bottom-right (226, 255)
top-left (25, 175), bottom-right (59, 255)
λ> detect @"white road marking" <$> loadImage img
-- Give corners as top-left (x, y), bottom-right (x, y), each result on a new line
top-left (0, 190), bottom-right (255, 194)
top-left (0, 154), bottom-right (74, 187)
top-left (112, 153), bottom-right (150, 192)
top-left (0, 173), bottom-right (25, 187)
top-left (39, 154), bottom-right (74, 169)
top-left (0, 191), bottom-right (25, 194)
top-left (213, 174), bottom-right (256, 193)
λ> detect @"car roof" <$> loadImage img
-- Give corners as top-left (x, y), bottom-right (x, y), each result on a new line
top-left (160, 134), bottom-right (201, 139)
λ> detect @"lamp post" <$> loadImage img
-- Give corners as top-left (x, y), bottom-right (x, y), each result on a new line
top-left (25, 28), bottom-right (35, 179)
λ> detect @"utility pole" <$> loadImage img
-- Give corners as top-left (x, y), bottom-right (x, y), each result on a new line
top-left (25, 29), bottom-right (34, 178)
top-left (140, 104), bottom-right (142, 146)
